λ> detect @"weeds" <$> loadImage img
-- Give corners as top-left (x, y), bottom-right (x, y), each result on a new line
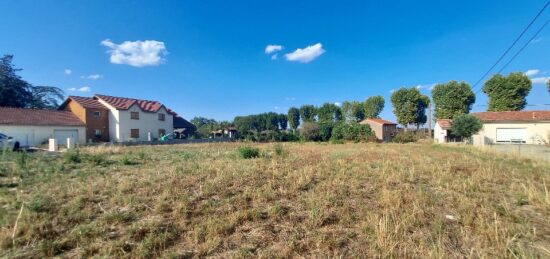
top-left (238, 146), bottom-right (260, 159)
top-left (0, 142), bottom-right (549, 258)
top-left (63, 149), bottom-right (81, 164)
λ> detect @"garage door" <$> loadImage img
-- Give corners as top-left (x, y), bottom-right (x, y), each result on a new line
top-left (496, 128), bottom-right (527, 143)
top-left (54, 129), bottom-right (79, 145)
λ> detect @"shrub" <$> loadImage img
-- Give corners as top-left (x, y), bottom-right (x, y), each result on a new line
top-left (300, 122), bottom-right (320, 141)
top-left (330, 122), bottom-right (373, 142)
top-left (392, 131), bottom-right (417, 143)
top-left (64, 149), bottom-right (81, 164)
top-left (238, 146), bottom-right (260, 159)
top-left (451, 114), bottom-right (483, 141)
top-left (318, 122), bottom-right (334, 141)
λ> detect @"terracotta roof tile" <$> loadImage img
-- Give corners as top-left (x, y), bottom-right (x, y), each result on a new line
top-left (437, 119), bottom-right (453, 129)
top-left (0, 107), bottom-right (85, 126)
top-left (95, 94), bottom-right (165, 113)
top-left (69, 96), bottom-right (108, 109)
top-left (473, 110), bottom-right (550, 122)
top-left (360, 118), bottom-right (397, 125)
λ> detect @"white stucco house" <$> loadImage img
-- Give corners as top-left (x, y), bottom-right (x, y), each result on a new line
top-left (0, 107), bottom-right (86, 147)
top-left (95, 94), bottom-right (175, 142)
top-left (472, 110), bottom-right (550, 146)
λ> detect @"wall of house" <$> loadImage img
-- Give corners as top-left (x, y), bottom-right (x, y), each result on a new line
top-left (63, 100), bottom-right (86, 123)
top-left (364, 121), bottom-right (384, 140)
top-left (0, 125), bottom-right (86, 147)
top-left (381, 124), bottom-right (397, 141)
top-left (434, 123), bottom-right (447, 143)
top-left (84, 109), bottom-right (110, 143)
top-left (116, 105), bottom-right (174, 142)
top-left (473, 122), bottom-right (550, 146)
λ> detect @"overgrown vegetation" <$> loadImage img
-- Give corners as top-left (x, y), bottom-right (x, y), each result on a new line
top-left (238, 146), bottom-right (260, 159)
top-left (1, 143), bottom-right (548, 257)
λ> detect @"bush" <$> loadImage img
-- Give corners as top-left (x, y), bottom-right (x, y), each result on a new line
top-left (330, 122), bottom-right (373, 143)
top-left (64, 149), bottom-right (81, 163)
top-left (392, 131), bottom-right (417, 143)
top-left (451, 114), bottom-right (483, 140)
top-left (87, 154), bottom-right (108, 166)
top-left (318, 122), bottom-right (335, 141)
top-left (300, 122), bottom-right (320, 141)
top-left (238, 146), bottom-right (260, 159)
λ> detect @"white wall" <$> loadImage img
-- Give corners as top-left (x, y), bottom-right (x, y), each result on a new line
top-left (0, 125), bottom-right (85, 147)
top-left (473, 122), bottom-right (550, 146)
top-left (434, 123), bottom-right (447, 143)
top-left (117, 105), bottom-right (174, 142)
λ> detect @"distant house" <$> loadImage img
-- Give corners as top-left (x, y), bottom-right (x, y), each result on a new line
top-left (59, 96), bottom-right (110, 143)
top-left (360, 118), bottom-right (398, 142)
top-left (0, 107), bottom-right (85, 147)
top-left (434, 119), bottom-right (462, 143)
top-left (472, 110), bottom-right (550, 145)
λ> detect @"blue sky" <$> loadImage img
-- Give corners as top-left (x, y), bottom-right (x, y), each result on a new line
top-left (1, 0), bottom-right (549, 122)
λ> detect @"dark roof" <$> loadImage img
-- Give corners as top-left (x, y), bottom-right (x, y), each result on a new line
top-left (437, 119), bottom-right (453, 129)
top-left (95, 94), bottom-right (166, 113)
top-left (0, 107), bottom-right (85, 126)
top-left (60, 96), bottom-right (108, 110)
top-left (173, 115), bottom-right (195, 129)
top-left (360, 118), bottom-right (397, 125)
top-left (473, 110), bottom-right (550, 122)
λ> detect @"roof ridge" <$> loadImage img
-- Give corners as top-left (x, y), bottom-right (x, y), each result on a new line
top-left (95, 94), bottom-right (161, 104)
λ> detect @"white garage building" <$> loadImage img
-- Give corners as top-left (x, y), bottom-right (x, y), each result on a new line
top-left (0, 107), bottom-right (86, 147)
top-left (472, 110), bottom-right (550, 146)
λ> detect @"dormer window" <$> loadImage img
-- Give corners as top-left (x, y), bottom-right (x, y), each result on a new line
top-left (158, 113), bottom-right (165, 121)
top-left (93, 111), bottom-right (101, 117)
top-left (131, 112), bottom-right (140, 120)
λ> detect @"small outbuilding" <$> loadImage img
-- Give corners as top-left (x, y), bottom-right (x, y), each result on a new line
top-left (360, 118), bottom-right (398, 142)
top-left (0, 107), bottom-right (86, 147)
top-left (434, 119), bottom-right (463, 143)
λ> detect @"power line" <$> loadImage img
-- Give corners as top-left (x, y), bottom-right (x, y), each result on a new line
top-left (471, 0), bottom-right (550, 92)
top-left (497, 19), bottom-right (550, 75)
top-left (475, 18), bottom-right (550, 94)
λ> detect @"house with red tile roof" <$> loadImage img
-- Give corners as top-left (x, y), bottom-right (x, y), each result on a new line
top-left (0, 107), bottom-right (86, 146)
top-left (59, 96), bottom-right (110, 142)
top-left (93, 94), bottom-right (176, 142)
top-left (472, 110), bottom-right (550, 145)
top-left (359, 118), bottom-right (398, 141)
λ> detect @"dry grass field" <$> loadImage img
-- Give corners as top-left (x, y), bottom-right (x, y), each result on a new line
top-left (0, 142), bottom-right (549, 258)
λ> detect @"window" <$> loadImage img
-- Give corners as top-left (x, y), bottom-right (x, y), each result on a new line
top-left (131, 129), bottom-right (140, 138)
top-left (159, 129), bottom-right (166, 137)
top-left (158, 113), bottom-right (165, 121)
top-left (93, 111), bottom-right (101, 117)
top-left (94, 129), bottom-right (102, 138)
top-left (131, 112), bottom-right (140, 120)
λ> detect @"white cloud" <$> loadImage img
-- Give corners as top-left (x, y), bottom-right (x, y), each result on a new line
top-left (68, 86), bottom-right (91, 93)
top-left (265, 44), bottom-right (283, 54)
top-left (64, 69), bottom-right (72, 75)
top-left (271, 54), bottom-right (278, 60)
top-left (531, 76), bottom-right (550, 84)
top-left (390, 89), bottom-right (395, 93)
top-left (285, 43), bottom-right (325, 63)
top-left (100, 39), bottom-right (167, 67)
top-left (274, 106), bottom-right (281, 110)
top-left (285, 97), bottom-right (296, 101)
top-left (334, 102), bottom-right (342, 107)
top-left (525, 69), bottom-right (540, 77)
top-left (80, 74), bottom-right (103, 80)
